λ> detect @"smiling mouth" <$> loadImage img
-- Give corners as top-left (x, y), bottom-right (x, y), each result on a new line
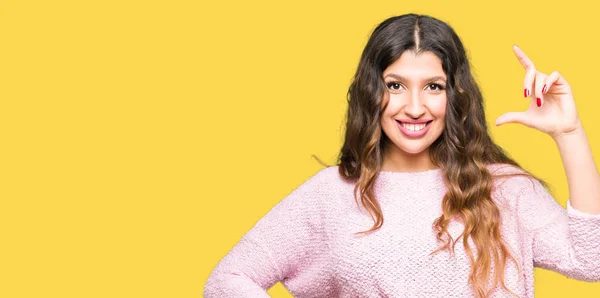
top-left (396, 120), bottom-right (433, 132)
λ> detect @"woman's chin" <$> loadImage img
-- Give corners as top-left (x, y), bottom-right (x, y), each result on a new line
top-left (397, 146), bottom-right (429, 155)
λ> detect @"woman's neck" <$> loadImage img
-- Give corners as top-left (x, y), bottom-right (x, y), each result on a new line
top-left (381, 147), bottom-right (437, 173)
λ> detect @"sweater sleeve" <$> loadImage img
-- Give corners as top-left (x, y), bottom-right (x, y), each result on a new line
top-left (203, 168), bottom-right (330, 297)
top-left (521, 179), bottom-right (600, 281)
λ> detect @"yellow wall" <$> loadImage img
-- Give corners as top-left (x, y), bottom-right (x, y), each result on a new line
top-left (1, 0), bottom-right (599, 297)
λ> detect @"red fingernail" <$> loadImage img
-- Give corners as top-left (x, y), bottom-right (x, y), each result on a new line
top-left (524, 88), bottom-right (529, 98)
top-left (542, 84), bottom-right (547, 93)
top-left (536, 98), bottom-right (541, 107)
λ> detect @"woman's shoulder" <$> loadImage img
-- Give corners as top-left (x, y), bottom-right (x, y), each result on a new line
top-left (486, 163), bottom-right (540, 193)
top-left (285, 165), bottom-right (347, 199)
top-left (313, 164), bottom-right (342, 179)
top-left (486, 163), bottom-right (539, 187)
top-left (487, 163), bottom-right (566, 231)
top-left (486, 163), bottom-right (528, 175)
top-left (485, 163), bottom-right (563, 223)
top-left (309, 165), bottom-right (350, 181)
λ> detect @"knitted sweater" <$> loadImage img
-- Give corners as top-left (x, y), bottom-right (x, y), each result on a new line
top-left (204, 164), bottom-right (600, 297)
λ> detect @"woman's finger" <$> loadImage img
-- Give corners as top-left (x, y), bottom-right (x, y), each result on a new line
top-left (513, 45), bottom-right (537, 98)
top-left (513, 45), bottom-right (534, 69)
top-left (495, 111), bottom-right (531, 127)
top-left (534, 72), bottom-right (548, 107)
top-left (524, 68), bottom-right (537, 99)
top-left (544, 70), bottom-right (569, 91)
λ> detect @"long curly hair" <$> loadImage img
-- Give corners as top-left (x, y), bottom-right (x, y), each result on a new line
top-left (315, 14), bottom-right (551, 298)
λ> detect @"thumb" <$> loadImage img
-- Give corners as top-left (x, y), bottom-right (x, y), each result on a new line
top-left (495, 112), bottom-right (530, 127)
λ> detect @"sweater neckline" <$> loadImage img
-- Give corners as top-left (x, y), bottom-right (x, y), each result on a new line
top-left (378, 167), bottom-right (443, 177)
top-left (375, 167), bottom-right (445, 187)
top-left (371, 167), bottom-right (446, 201)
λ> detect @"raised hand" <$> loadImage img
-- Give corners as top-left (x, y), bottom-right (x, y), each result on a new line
top-left (495, 45), bottom-right (582, 139)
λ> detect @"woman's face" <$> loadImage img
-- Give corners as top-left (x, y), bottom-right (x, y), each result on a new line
top-left (380, 50), bottom-right (447, 158)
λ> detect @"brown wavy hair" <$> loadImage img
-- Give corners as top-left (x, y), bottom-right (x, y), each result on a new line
top-left (314, 14), bottom-right (551, 298)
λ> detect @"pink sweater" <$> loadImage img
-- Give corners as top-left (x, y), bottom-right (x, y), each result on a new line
top-left (204, 164), bottom-right (600, 297)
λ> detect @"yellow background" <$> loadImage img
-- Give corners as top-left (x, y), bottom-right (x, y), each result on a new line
top-left (1, 0), bottom-right (599, 297)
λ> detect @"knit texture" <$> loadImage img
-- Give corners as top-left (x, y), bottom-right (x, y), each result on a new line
top-left (204, 164), bottom-right (600, 297)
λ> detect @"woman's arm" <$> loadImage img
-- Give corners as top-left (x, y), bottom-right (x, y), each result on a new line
top-left (496, 45), bottom-right (600, 281)
top-left (530, 198), bottom-right (600, 282)
top-left (529, 122), bottom-right (600, 281)
top-left (554, 124), bottom-right (600, 214)
top-left (203, 168), bottom-right (332, 297)
top-left (496, 45), bottom-right (600, 214)
top-left (508, 170), bottom-right (600, 281)
top-left (203, 235), bottom-right (282, 297)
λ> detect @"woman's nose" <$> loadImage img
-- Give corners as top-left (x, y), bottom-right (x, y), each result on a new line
top-left (404, 91), bottom-right (426, 118)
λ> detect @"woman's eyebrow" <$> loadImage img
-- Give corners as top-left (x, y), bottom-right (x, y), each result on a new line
top-left (384, 73), bottom-right (446, 82)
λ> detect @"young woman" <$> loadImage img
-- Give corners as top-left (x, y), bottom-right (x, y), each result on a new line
top-left (204, 14), bottom-right (600, 298)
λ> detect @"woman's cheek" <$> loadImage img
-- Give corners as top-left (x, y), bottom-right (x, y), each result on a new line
top-left (429, 97), bottom-right (447, 115)
top-left (384, 94), bottom-right (403, 113)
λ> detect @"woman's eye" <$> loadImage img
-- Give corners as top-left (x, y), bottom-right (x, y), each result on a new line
top-left (386, 82), bottom-right (402, 91)
top-left (427, 83), bottom-right (445, 91)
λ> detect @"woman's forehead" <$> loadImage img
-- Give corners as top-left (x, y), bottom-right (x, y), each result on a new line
top-left (383, 51), bottom-right (446, 81)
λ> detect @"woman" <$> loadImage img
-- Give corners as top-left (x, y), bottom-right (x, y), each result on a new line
top-left (204, 14), bottom-right (600, 297)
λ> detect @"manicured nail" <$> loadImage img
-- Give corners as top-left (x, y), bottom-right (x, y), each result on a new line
top-left (542, 84), bottom-right (547, 94)
top-left (524, 88), bottom-right (529, 98)
top-left (536, 98), bottom-right (541, 107)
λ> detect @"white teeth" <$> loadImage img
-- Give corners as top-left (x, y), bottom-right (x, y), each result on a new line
top-left (401, 123), bottom-right (427, 131)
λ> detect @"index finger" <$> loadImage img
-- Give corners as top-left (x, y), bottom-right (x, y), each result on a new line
top-left (513, 45), bottom-right (535, 70)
